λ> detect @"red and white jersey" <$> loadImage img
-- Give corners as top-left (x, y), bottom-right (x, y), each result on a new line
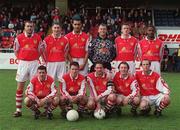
top-left (113, 72), bottom-right (139, 97)
top-left (136, 70), bottom-right (170, 96)
top-left (115, 35), bottom-right (138, 61)
top-left (26, 75), bottom-right (57, 99)
top-left (60, 73), bottom-right (86, 96)
top-left (65, 31), bottom-right (89, 58)
top-left (43, 34), bottom-right (69, 62)
top-left (138, 37), bottom-right (164, 61)
top-left (14, 32), bottom-right (42, 61)
top-left (87, 72), bottom-right (112, 98)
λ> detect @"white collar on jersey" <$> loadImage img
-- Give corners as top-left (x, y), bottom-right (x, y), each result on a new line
top-left (72, 30), bottom-right (82, 35)
top-left (145, 36), bottom-right (157, 41)
top-left (119, 73), bottom-right (129, 79)
top-left (142, 70), bottom-right (153, 76)
top-left (94, 72), bottom-right (106, 78)
top-left (121, 34), bottom-right (131, 39)
top-left (70, 73), bottom-right (79, 80)
top-left (24, 32), bottom-right (34, 37)
top-left (51, 34), bottom-right (62, 39)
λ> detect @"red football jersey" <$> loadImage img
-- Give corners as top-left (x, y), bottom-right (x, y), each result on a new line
top-left (87, 72), bottom-right (112, 97)
top-left (113, 72), bottom-right (139, 97)
top-left (26, 75), bottom-right (57, 99)
top-left (44, 35), bottom-right (68, 62)
top-left (136, 71), bottom-right (170, 96)
top-left (14, 33), bottom-right (42, 61)
top-left (65, 32), bottom-right (89, 58)
top-left (115, 36), bottom-right (138, 61)
top-left (60, 73), bottom-right (86, 96)
top-left (138, 37), bottom-right (164, 61)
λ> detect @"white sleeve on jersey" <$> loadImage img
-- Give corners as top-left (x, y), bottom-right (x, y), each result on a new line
top-left (46, 82), bottom-right (57, 99)
top-left (156, 77), bottom-right (170, 95)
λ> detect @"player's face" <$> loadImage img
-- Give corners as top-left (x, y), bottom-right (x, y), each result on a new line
top-left (98, 25), bottom-right (107, 37)
top-left (146, 27), bottom-right (155, 38)
top-left (24, 22), bottom-right (34, 36)
top-left (72, 20), bottom-right (82, 33)
top-left (121, 25), bottom-right (130, 35)
top-left (95, 64), bottom-right (104, 76)
top-left (52, 24), bottom-right (61, 36)
top-left (70, 65), bottom-right (79, 78)
top-left (119, 64), bottom-right (129, 75)
top-left (141, 60), bottom-right (151, 72)
top-left (37, 69), bottom-right (47, 81)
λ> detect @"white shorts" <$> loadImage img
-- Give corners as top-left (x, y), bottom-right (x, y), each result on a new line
top-left (141, 93), bottom-right (164, 106)
top-left (47, 61), bottom-right (67, 81)
top-left (16, 60), bottom-right (39, 82)
top-left (72, 58), bottom-right (88, 76)
top-left (150, 61), bottom-right (161, 75)
top-left (112, 61), bottom-right (135, 75)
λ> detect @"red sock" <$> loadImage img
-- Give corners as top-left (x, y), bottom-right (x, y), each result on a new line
top-left (16, 90), bottom-right (23, 112)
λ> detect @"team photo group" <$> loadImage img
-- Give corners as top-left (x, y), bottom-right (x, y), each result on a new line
top-left (13, 14), bottom-right (170, 120)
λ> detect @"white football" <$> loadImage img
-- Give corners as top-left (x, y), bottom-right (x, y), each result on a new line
top-left (66, 109), bottom-right (79, 121)
top-left (94, 108), bottom-right (106, 119)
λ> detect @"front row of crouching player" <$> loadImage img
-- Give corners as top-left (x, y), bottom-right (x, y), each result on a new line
top-left (24, 60), bottom-right (170, 119)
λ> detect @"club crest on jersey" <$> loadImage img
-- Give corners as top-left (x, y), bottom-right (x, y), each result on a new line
top-left (24, 44), bottom-right (29, 48)
top-left (130, 42), bottom-right (134, 46)
top-left (155, 45), bottom-right (159, 49)
top-left (38, 91), bottom-right (43, 96)
top-left (60, 42), bottom-right (64, 46)
top-left (46, 84), bottom-right (51, 88)
top-left (81, 38), bottom-right (85, 42)
top-left (77, 82), bottom-right (81, 86)
top-left (95, 86), bottom-right (99, 90)
top-left (121, 47), bottom-right (126, 52)
top-left (150, 80), bottom-right (154, 83)
top-left (125, 83), bottom-right (129, 87)
top-left (33, 39), bottom-right (37, 44)
top-left (69, 87), bottom-right (74, 92)
top-left (103, 81), bottom-right (107, 85)
top-left (72, 43), bottom-right (78, 48)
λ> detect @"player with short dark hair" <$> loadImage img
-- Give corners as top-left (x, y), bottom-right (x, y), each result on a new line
top-left (138, 25), bottom-right (164, 75)
top-left (114, 23), bottom-right (138, 75)
top-left (59, 61), bottom-right (88, 117)
top-left (24, 65), bottom-right (58, 119)
top-left (13, 21), bottom-right (43, 117)
top-left (113, 62), bottom-right (140, 116)
top-left (65, 14), bottom-right (90, 76)
top-left (87, 62), bottom-right (116, 116)
top-left (43, 22), bottom-right (69, 81)
top-left (136, 59), bottom-right (170, 117)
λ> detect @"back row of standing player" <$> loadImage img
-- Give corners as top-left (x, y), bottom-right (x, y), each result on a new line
top-left (13, 14), bottom-right (167, 117)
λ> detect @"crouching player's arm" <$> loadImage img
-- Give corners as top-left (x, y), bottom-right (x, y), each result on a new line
top-left (124, 80), bottom-right (140, 105)
top-left (38, 82), bottom-right (58, 107)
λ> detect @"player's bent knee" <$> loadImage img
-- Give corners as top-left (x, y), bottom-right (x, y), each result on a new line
top-left (24, 97), bottom-right (32, 107)
top-left (107, 93), bottom-right (116, 104)
top-left (133, 97), bottom-right (140, 105)
top-left (87, 99), bottom-right (96, 110)
top-left (139, 100), bottom-right (148, 110)
top-left (116, 97), bottom-right (123, 105)
top-left (53, 97), bottom-right (60, 106)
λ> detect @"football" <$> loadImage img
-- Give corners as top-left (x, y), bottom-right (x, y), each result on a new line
top-left (94, 108), bottom-right (106, 119)
top-left (66, 109), bottom-right (79, 121)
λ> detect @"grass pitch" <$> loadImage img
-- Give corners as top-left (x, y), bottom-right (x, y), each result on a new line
top-left (0, 70), bottom-right (180, 130)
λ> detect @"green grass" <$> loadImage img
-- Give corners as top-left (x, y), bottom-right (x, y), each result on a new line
top-left (0, 70), bottom-right (180, 130)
